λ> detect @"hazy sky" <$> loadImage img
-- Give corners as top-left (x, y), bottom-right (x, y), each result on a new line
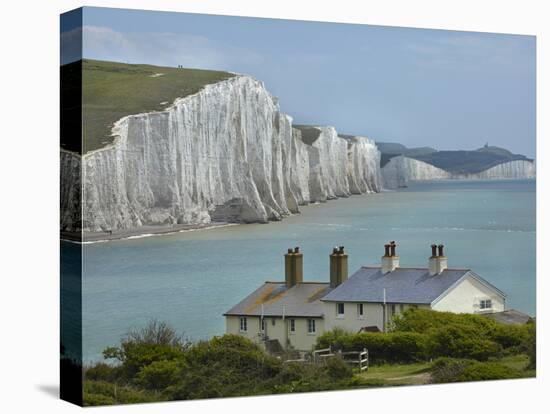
top-left (62, 7), bottom-right (536, 157)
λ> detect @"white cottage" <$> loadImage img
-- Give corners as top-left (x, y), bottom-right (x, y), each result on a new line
top-left (224, 242), bottom-right (506, 352)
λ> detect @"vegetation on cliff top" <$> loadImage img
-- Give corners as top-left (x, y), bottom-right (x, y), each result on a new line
top-left (61, 59), bottom-right (234, 154)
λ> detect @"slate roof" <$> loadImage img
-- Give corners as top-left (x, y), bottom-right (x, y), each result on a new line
top-left (481, 309), bottom-right (533, 325)
top-left (224, 282), bottom-right (332, 318)
top-left (321, 266), bottom-right (494, 305)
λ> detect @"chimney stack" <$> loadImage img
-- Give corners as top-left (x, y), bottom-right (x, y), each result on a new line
top-left (285, 246), bottom-right (303, 288)
top-left (428, 243), bottom-right (448, 275)
top-left (381, 241), bottom-right (399, 273)
top-left (330, 246), bottom-right (348, 288)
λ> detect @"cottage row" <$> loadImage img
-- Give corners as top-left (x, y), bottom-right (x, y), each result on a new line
top-left (224, 242), bottom-right (506, 351)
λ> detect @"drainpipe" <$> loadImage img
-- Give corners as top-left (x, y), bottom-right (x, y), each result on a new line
top-left (382, 288), bottom-right (387, 333)
top-left (282, 305), bottom-right (287, 351)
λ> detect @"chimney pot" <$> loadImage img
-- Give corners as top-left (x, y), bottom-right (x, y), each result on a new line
top-left (330, 245), bottom-right (348, 287)
top-left (285, 246), bottom-right (303, 287)
top-left (429, 244), bottom-right (448, 275)
top-left (382, 241), bottom-right (399, 273)
top-left (390, 241), bottom-right (397, 257)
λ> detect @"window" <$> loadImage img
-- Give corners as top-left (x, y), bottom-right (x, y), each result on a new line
top-left (399, 304), bottom-right (404, 313)
top-left (289, 319), bottom-right (295, 333)
top-left (307, 319), bottom-right (316, 334)
top-left (239, 317), bottom-right (247, 332)
top-left (337, 303), bottom-right (345, 317)
top-left (480, 299), bottom-right (493, 310)
top-left (391, 304), bottom-right (396, 315)
top-left (260, 318), bottom-right (265, 332)
top-left (357, 303), bottom-right (364, 318)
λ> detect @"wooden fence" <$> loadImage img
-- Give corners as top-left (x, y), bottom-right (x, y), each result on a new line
top-left (285, 346), bottom-right (368, 371)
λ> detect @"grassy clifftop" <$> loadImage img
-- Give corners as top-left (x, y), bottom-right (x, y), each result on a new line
top-left (61, 59), bottom-right (234, 154)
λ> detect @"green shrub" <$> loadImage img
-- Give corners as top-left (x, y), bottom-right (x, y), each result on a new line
top-left (171, 335), bottom-right (283, 399)
top-left (136, 359), bottom-right (185, 391)
top-left (429, 357), bottom-right (473, 383)
top-left (102, 320), bottom-right (188, 379)
top-left (85, 362), bottom-right (120, 382)
top-left (83, 380), bottom-right (159, 406)
top-left (393, 308), bottom-right (497, 336)
top-left (430, 358), bottom-right (524, 384)
top-left (458, 361), bottom-right (523, 382)
top-left (317, 330), bottom-right (427, 364)
top-left (490, 324), bottom-right (529, 350)
top-left (522, 322), bottom-right (536, 370)
top-left (426, 326), bottom-right (502, 361)
top-left (324, 356), bottom-right (353, 380)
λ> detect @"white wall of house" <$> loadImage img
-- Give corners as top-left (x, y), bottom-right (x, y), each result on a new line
top-left (225, 315), bottom-right (324, 351)
top-left (432, 274), bottom-right (505, 313)
top-left (323, 302), bottom-right (383, 332)
top-left (323, 302), bottom-right (429, 332)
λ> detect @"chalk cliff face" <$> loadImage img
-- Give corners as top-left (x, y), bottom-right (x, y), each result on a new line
top-left (457, 160), bottom-right (536, 180)
top-left (345, 135), bottom-right (382, 194)
top-left (381, 156), bottom-right (536, 189)
top-left (60, 76), bottom-right (382, 233)
top-left (381, 156), bottom-right (450, 188)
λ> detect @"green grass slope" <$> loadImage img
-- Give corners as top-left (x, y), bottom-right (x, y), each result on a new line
top-left (61, 59), bottom-right (235, 154)
top-left (413, 149), bottom-right (530, 174)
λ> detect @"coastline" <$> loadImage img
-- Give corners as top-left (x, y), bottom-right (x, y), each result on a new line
top-left (61, 222), bottom-right (239, 244)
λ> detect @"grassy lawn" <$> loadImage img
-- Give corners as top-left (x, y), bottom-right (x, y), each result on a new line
top-left (352, 355), bottom-right (535, 387)
top-left (354, 362), bottom-right (432, 386)
top-left (63, 59), bottom-right (234, 154)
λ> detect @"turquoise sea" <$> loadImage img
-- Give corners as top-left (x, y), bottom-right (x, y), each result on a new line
top-left (67, 180), bottom-right (535, 363)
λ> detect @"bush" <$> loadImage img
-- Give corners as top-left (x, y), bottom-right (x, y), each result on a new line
top-left (523, 322), bottom-right (536, 370)
top-left (426, 326), bottom-right (502, 361)
top-left (83, 380), bottom-right (159, 406)
top-left (85, 362), bottom-right (120, 382)
top-left (393, 308), bottom-right (496, 336)
top-left (317, 330), bottom-right (427, 364)
top-left (136, 359), bottom-right (185, 391)
top-left (324, 356), bottom-right (353, 380)
top-left (490, 324), bottom-right (530, 349)
top-left (171, 335), bottom-right (283, 399)
top-left (430, 358), bottom-right (524, 384)
top-left (458, 362), bottom-right (523, 382)
top-left (102, 320), bottom-right (188, 380)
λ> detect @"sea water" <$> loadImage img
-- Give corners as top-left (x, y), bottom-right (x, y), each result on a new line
top-left (71, 179), bottom-right (535, 363)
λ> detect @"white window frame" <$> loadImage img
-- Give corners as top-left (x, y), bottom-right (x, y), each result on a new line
top-left (260, 318), bottom-right (265, 332)
top-left (479, 299), bottom-right (493, 310)
top-left (336, 303), bottom-right (345, 319)
top-left (239, 316), bottom-right (247, 332)
top-left (357, 303), bottom-right (365, 319)
top-left (307, 318), bottom-right (316, 334)
top-left (289, 319), bottom-right (296, 334)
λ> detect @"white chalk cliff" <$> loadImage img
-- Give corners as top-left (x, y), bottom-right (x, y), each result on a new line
top-left (381, 156), bottom-right (450, 188)
top-left (60, 76), bottom-right (382, 232)
top-left (382, 156), bottom-right (536, 189)
top-left (456, 160), bottom-right (536, 180)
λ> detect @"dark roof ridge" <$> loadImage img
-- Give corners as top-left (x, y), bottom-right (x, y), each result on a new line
top-left (264, 281), bottom-right (330, 285)
top-left (360, 266), bottom-right (471, 271)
